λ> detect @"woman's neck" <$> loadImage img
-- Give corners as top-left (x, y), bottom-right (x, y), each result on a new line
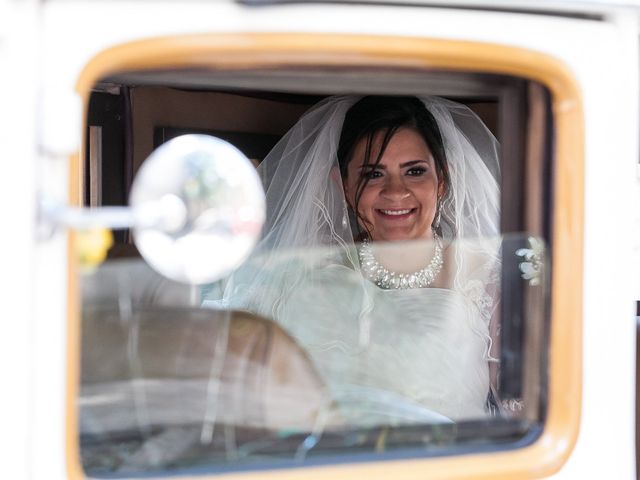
top-left (369, 237), bottom-right (438, 274)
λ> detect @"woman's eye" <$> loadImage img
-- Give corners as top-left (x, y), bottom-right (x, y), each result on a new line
top-left (363, 170), bottom-right (383, 179)
top-left (407, 167), bottom-right (427, 176)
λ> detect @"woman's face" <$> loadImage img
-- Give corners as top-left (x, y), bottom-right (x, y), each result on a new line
top-left (344, 127), bottom-right (442, 242)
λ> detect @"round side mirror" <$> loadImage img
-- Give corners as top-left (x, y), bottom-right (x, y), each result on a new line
top-left (129, 134), bottom-right (265, 284)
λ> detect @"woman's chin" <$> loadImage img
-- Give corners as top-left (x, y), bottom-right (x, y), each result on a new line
top-left (371, 231), bottom-right (430, 243)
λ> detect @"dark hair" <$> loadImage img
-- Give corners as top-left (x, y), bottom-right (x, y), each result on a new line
top-left (337, 96), bottom-right (449, 238)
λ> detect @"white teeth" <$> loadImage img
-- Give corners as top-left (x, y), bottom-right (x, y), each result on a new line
top-left (381, 209), bottom-right (411, 216)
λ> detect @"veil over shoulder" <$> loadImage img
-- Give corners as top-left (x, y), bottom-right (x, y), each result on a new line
top-left (204, 95), bottom-right (502, 422)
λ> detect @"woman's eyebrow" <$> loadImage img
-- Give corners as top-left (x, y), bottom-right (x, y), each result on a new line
top-left (359, 159), bottom-right (429, 170)
top-left (400, 160), bottom-right (430, 168)
top-left (359, 164), bottom-right (384, 170)
top-left (358, 159), bottom-right (429, 170)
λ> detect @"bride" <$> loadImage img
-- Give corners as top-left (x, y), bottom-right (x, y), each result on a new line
top-left (204, 95), bottom-right (501, 426)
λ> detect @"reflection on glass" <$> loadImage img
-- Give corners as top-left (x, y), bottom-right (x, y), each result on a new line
top-left (130, 134), bottom-right (265, 284)
top-left (79, 235), bottom-right (546, 476)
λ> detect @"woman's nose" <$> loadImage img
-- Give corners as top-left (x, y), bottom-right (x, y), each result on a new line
top-left (381, 176), bottom-right (410, 200)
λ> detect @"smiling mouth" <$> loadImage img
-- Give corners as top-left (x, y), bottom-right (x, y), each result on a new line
top-left (376, 208), bottom-right (416, 217)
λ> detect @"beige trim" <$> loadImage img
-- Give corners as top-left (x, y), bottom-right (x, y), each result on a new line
top-left (68, 33), bottom-right (584, 480)
top-left (66, 152), bottom-right (84, 480)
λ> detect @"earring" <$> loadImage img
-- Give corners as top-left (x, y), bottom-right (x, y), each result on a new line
top-left (433, 199), bottom-right (443, 232)
top-left (342, 206), bottom-right (349, 229)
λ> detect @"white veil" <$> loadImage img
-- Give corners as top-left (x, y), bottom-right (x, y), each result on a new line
top-left (211, 95), bottom-right (501, 327)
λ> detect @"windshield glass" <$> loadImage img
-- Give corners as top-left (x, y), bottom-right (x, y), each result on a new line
top-left (78, 233), bottom-right (547, 476)
top-left (78, 75), bottom-right (553, 476)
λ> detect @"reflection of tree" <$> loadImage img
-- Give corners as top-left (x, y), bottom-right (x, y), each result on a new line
top-left (515, 237), bottom-right (544, 286)
top-left (181, 155), bottom-right (227, 225)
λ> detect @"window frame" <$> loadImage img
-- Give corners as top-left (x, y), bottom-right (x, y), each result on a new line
top-left (67, 33), bottom-right (584, 480)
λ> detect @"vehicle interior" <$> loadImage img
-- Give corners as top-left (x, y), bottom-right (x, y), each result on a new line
top-left (78, 66), bottom-right (552, 476)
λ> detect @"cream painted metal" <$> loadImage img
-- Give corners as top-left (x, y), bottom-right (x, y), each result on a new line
top-left (0, 1), bottom-right (40, 480)
top-left (3, 1), bottom-right (639, 479)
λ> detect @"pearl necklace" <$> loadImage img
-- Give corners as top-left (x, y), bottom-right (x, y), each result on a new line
top-left (358, 234), bottom-right (444, 289)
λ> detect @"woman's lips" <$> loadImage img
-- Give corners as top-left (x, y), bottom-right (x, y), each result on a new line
top-left (375, 208), bottom-right (416, 220)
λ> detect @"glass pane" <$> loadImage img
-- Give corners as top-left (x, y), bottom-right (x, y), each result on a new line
top-left (78, 234), bottom-right (547, 476)
top-left (80, 78), bottom-right (552, 476)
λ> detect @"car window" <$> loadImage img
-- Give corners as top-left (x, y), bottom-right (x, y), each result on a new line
top-left (77, 68), bottom-right (552, 477)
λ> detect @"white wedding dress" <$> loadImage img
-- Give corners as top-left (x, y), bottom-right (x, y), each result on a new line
top-left (244, 262), bottom-right (492, 426)
top-left (206, 95), bottom-right (501, 428)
